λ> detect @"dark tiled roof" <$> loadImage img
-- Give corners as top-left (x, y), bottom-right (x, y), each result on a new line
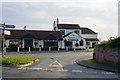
top-left (5, 30), bottom-right (62, 40)
top-left (57, 24), bottom-right (80, 29)
top-left (84, 38), bottom-right (99, 41)
top-left (57, 24), bottom-right (97, 34)
top-left (80, 27), bottom-right (97, 34)
top-left (63, 32), bottom-right (73, 38)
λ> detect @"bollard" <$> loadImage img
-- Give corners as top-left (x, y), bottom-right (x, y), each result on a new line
top-left (4, 47), bottom-right (6, 53)
top-left (39, 47), bottom-right (41, 52)
top-left (66, 46), bottom-right (68, 51)
top-left (58, 47), bottom-right (60, 51)
top-left (74, 48), bottom-right (75, 51)
top-left (87, 46), bottom-right (89, 50)
top-left (49, 47), bottom-right (51, 51)
top-left (29, 47), bottom-right (31, 52)
top-left (17, 47), bottom-right (19, 52)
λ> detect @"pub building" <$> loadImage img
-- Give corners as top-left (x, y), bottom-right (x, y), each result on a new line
top-left (5, 18), bottom-right (99, 51)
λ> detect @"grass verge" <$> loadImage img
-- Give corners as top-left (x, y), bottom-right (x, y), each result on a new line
top-left (0, 56), bottom-right (37, 65)
top-left (89, 48), bottom-right (94, 50)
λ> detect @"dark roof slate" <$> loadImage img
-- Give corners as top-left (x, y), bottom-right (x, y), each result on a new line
top-left (57, 24), bottom-right (80, 29)
top-left (80, 27), bottom-right (97, 34)
top-left (5, 30), bottom-right (62, 40)
top-left (57, 24), bottom-right (97, 34)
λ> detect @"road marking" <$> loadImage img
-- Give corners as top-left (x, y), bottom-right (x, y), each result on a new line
top-left (86, 71), bottom-right (97, 74)
top-left (72, 70), bottom-right (82, 73)
top-left (18, 67), bottom-right (116, 75)
top-left (101, 72), bottom-right (115, 74)
top-left (18, 67), bottom-right (42, 70)
top-left (49, 60), bottom-right (63, 67)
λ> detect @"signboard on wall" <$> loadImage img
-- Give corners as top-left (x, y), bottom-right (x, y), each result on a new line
top-left (0, 24), bottom-right (15, 28)
top-left (4, 30), bottom-right (11, 35)
top-left (68, 39), bottom-right (78, 41)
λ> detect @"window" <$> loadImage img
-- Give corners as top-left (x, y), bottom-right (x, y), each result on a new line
top-left (75, 30), bottom-right (79, 35)
top-left (9, 40), bottom-right (19, 48)
top-left (9, 40), bottom-right (19, 45)
top-left (86, 42), bottom-right (90, 45)
top-left (80, 40), bottom-right (84, 46)
top-left (60, 30), bottom-right (65, 35)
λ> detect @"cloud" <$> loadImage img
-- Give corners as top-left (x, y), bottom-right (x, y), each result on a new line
top-left (52, 0), bottom-right (118, 10)
top-left (1, 1), bottom-right (118, 40)
top-left (58, 16), bottom-right (118, 41)
top-left (30, 11), bottom-right (50, 19)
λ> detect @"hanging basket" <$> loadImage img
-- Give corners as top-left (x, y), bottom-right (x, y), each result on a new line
top-left (34, 42), bottom-right (38, 45)
top-left (20, 42), bottom-right (23, 44)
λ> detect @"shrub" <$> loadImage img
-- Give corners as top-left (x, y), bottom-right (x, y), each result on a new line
top-left (97, 37), bottom-right (120, 48)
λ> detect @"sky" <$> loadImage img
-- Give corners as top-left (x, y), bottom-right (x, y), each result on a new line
top-left (1, 0), bottom-right (119, 41)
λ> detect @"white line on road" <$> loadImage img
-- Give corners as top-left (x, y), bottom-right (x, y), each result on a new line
top-left (18, 67), bottom-right (42, 70)
top-left (72, 70), bottom-right (82, 73)
top-left (49, 60), bottom-right (63, 67)
top-left (101, 72), bottom-right (115, 74)
top-left (86, 71), bottom-right (97, 74)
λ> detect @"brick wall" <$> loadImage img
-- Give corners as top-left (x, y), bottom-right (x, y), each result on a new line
top-left (94, 46), bottom-right (120, 65)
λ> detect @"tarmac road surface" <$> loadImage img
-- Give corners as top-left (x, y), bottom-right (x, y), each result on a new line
top-left (2, 51), bottom-right (120, 78)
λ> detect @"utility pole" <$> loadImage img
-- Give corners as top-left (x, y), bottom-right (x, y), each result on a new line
top-left (0, 23), bottom-right (15, 57)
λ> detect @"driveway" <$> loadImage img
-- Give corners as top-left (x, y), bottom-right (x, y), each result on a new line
top-left (2, 50), bottom-right (119, 78)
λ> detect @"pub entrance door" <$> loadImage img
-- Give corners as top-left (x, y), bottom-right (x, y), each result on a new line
top-left (24, 39), bottom-right (33, 50)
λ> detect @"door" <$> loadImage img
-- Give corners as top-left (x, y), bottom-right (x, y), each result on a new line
top-left (92, 42), bottom-right (96, 48)
top-left (25, 39), bottom-right (33, 49)
top-left (65, 41), bottom-right (72, 48)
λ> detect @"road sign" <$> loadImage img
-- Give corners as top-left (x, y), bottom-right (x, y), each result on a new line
top-left (0, 24), bottom-right (15, 28)
top-left (5, 25), bottom-right (15, 28)
top-left (4, 30), bottom-right (11, 35)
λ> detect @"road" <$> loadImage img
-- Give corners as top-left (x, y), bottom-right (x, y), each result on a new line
top-left (2, 51), bottom-right (119, 78)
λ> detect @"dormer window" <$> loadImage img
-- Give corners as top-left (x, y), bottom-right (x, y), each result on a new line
top-left (75, 30), bottom-right (79, 35)
top-left (60, 30), bottom-right (65, 35)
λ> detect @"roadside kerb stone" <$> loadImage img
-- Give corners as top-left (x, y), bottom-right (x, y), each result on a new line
top-left (75, 56), bottom-right (120, 73)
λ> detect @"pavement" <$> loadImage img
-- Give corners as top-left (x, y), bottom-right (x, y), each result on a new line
top-left (75, 55), bottom-right (120, 73)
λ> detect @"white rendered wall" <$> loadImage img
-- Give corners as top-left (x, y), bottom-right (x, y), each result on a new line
top-left (81, 34), bottom-right (97, 38)
top-left (86, 41), bottom-right (99, 48)
top-left (63, 32), bottom-right (86, 49)
top-left (35, 40), bottom-right (39, 48)
top-left (58, 41), bottom-right (61, 48)
top-left (56, 29), bottom-right (81, 35)
top-left (22, 39), bottom-right (24, 48)
top-left (33, 39), bottom-right (35, 48)
top-left (61, 40), bottom-right (65, 48)
top-left (5, 40), bottom-right (9, 48)
top-left (39, 40), bottom-right (44, 48)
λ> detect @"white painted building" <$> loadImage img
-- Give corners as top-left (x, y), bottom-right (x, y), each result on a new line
top-left (5, 18), bottom-right (99, 51)
top-left (53, 18), bottom-right (99, 49)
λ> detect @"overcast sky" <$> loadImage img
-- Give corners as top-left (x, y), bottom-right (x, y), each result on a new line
top-left (1, 0), bottom-right (119, 41)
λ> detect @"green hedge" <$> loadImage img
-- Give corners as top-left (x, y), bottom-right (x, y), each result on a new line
top-left (97, 37), bottom-right (120, 48)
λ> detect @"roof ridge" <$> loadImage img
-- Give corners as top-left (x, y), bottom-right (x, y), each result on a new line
top-left (6, 29), bottom-right (61, 32)
top-left (58, 23), bottom-right (79, 25)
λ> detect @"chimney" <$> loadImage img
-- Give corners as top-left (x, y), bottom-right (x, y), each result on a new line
top-left (53, 21), bottom-right (56, 30)
top-left (57, 18), bottom-right (59, 24)
top-left (24, 26), bottom-right (26, 30)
